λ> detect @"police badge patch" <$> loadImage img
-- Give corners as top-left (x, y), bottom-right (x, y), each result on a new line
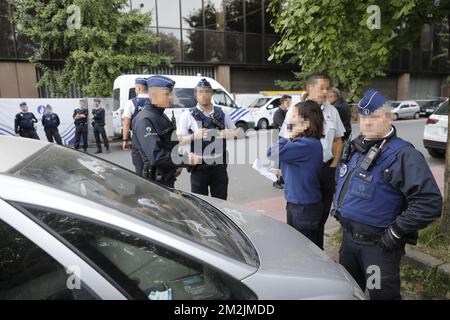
top-left (144, 126), bottom-right (153, 138)
top-left (339, 164), bottom-right (348, 177)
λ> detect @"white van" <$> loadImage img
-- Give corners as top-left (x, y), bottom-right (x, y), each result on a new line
top-left (247, 94), bottom-right (303, 129)
top-left (113, 75), bottom-right (255, 137)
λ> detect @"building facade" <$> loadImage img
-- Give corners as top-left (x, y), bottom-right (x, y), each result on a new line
top-left (0, 0), bottom-right (448, 99)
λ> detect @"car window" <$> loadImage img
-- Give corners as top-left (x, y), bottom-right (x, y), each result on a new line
top-left (0, 219), bottom-right (97, 300)
top-left (248, 97), bottom-right (271, 108)
top-left (20, 206), bottom-right (257, 300)
top-left (11, 146), bottom-right (258, 267)
top-left (128, 88), bottom-right (136, 100)
top-left (173, 88), bottom-right (196, 109)
top-left (269, 98), bottom-right (281, 109)
top-left (435, 101), bottom-right (448, 116)
top-left (213, 89), bottom-right (235, 108)
top-left (391, 102), bottom-right (400, 108)
top-left (400, 104), bottom-right (409, 109)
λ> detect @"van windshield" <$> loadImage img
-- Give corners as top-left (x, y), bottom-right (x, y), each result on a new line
top-left (248, 98), bottom-right (271, 108)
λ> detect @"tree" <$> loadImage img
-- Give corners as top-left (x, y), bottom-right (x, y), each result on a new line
top-left (10, 0), bottom-right (171, 97)
top-left (268, 0), bottom-right (444, 99)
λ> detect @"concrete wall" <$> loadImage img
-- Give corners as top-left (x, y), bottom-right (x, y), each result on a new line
top-left (0, 62), bottom-right (38, 98)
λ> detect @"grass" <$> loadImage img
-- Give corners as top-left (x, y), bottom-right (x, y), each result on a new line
top-left (416, 219), bottom-right (450, 264)
top-left (401, 261), bottom-right (450, 300)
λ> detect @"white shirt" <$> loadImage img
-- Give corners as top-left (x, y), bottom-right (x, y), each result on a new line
top-left (177, 104), bottom-right (236, 136)
top-left (122, 93), bottom-right (149, 119)
top-left (279, 101), bottom-right (346, 163)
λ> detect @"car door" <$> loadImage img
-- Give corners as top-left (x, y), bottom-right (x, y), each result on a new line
top-left (16, 204), bottom-right (258, 300)
top-left (0, 200), bottom-right (125, 300)
top-left (399, 104), bottom-right (410, 118)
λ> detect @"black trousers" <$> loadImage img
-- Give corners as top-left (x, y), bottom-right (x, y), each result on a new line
top-left (132, 146), bottom-right (144, 177)
top-left (286, 201), bottom-right (323, 247)
top-left (191, 165), bottom-right (228, 200)
top-left (318, 164), bottom-right (336, 250)
top-left (44, 127), bottom-right (62, 145)
top-left (339, 230), bottom-right (403, 300)
top-left (93, 125), bottom-right (109, 150)
top-left (19, 129), bottom-right (40, 140)
top-left (74, 125), bottom-right (88, 151)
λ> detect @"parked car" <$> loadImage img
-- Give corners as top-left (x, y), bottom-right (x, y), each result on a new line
top-left (419, 98), bottom-right (446, 117)
top-left (423, 99), bottom-right (448, 158)
top-left (390, 100), bottom-right (421, 120)
top-left (0, 137), bottom-right (366, 300)
top-left (248, 95), bottom-right (302, 130)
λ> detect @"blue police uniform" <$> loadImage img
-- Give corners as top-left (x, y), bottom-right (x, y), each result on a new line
top-left (187, 79), bottom-right (230, 200)
top-left (42, 108), bottom-right (62, 145)
top-left (73, 104), bottom-right (89, 151)
top-left (92, 99), bottom-right (109, 153)
top-left (14, 103), bottom-right (40, 140)
top-left (333, 89), bottom-right (442, 300)
top-left (130, 78), bottom-right (150, 175)
top-left (131, 76), bottom-right (182, 188)
top-left (268, 134), bottom-right (324, 246)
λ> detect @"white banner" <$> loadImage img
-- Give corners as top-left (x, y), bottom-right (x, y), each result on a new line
top-left (0, 98), bottom-right (113, 145)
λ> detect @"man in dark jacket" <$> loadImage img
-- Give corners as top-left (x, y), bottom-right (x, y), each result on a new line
top-left (272, 95), bottom-right (291, 189)
top-left (92, 98), bottom-right (110, 154)
top-left (14, 102), bottom-right (39, 140)
top-left (42, 105), bottom-right (63, 145)
top-left (328, 88), bottom-right (352, 142)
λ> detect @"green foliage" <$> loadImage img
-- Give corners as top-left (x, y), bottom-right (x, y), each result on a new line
top-left (10, 0), bottom-right (170, 97)
top-left (417, 219), bottom-right (450, 263)
top-left (401, 262), bottom-right (450, 299)
top-left (268, 0), bottom-right (445, 99)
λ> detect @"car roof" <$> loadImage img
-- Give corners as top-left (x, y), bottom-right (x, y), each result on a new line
top-left (0, 136), bottom-right (48, 172)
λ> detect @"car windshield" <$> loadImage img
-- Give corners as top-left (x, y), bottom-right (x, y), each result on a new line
top-left (248, 98), bottom-right (271, 108)
top-left (10, 145), bottom-right (258, 267)
top-left (434, 101), bottom-right (448, 116)
top-left (391, 102), bottom-right (400, 109)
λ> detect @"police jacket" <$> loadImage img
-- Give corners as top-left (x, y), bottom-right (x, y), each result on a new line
top-left (131, 104), bottom-right (181, 173)
top-left (15, 112), bottom-right (37, 133)
top-left (334, 127), bottom-right (442, 238)
top-left (73, 108), bottom-right (88, 126)
top-left (273, 108), bottom-right (287, 130)
top-left (92, 108), bottom-right (105, 126)
top-left (42, 113), bottom-right (60, 129)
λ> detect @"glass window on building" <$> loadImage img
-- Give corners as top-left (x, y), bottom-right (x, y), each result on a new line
top-left (226, 32), bottom-right (244, 63)
top-left (183, 29), bottom-right (205, 62)
top-left (181, 0), bottom-right (203, 29)
top-left (245, 0), bottom-right (262, 34)
top-left (0, 16), bottom-right (16, 58)
top-left (159, 28), bottom-right (182, 61)
top-left (205, 31), bottom-right (225, 62)
top-left (246, 33), bottom-right (262, 64)
top-left (204, 0), bottom-right (225, 31)
top-left (263, 0), bottom-right (276, 34)
top-left (131, 0), bottom-right (157, 26)
top-left (225, 0), bottom-right (244, 32)
top-left (157, 0), bottom-right (181, 28)
top-left (264, 34), bottom-right (279, 63)
top-left (0, 1), bottom-right (10, 16)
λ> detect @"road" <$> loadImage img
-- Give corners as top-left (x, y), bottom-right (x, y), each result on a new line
top-left (95, 118), bottom-right (446, 228)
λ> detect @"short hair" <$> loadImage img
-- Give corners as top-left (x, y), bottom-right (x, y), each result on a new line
top-left (328, 87), bottom-right (341, 98)
top-left (280, 95), bottom-right (292, 103)
top-left (294, 100), bottom-right (325, 139)
top-left (306, 73), bottom-right (332, 87)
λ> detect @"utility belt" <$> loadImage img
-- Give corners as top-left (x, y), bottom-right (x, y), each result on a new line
top-left (142, 162), bottom-right (176, 183)
top-left (75, 122), bottom-right (88, 127)
top-left (188, 152), bottom-right (228, 173)
top-left (332, 209), bottom-right (418, 245)
top-left (19, 127), bottom-right (35, 132)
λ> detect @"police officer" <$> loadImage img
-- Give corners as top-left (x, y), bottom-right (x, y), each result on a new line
top-left (122, 78), bottom-right (150, 175)
top-left (332, 89), bottom-right (442, 300)
top-left (73, 99), bottom-right (89, 152)
top-left (177, 79), bottom-right (238, 200)
top-left (132, 75), bottom-right (183, 187)
top-left (14, 102), bottom-right (40, 140)
top-left (92, 98), bottom-right (110, 154)
top-left (42, 104), bottom-right (62, 145)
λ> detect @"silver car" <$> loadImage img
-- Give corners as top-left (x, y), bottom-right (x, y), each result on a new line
top-left (0, 136), bottom-right (366, 300)
top-left (390, 100), bottom-right (421, 120)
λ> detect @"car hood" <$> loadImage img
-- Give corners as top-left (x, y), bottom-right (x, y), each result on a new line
top-left (195, 195), bottom-right (347, 281)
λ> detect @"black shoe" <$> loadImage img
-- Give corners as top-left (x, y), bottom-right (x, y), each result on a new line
top-left (95, 149), bottom-right (102, 154)
top-left (273, 181), bottom-right (284, 189)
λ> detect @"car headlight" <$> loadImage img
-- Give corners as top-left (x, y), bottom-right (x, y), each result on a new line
top-left (339, 265), bottom-right (368, 300)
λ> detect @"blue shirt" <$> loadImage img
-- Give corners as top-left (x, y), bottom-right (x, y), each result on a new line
top-left (268, 136), bottom-right (323, 205)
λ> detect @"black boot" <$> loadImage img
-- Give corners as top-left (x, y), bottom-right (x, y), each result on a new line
top-left (95, 148), bottom-right (102, 154)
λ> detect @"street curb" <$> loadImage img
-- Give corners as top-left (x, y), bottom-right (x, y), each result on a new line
top-left (403, 246), bottom-right (450, 280)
